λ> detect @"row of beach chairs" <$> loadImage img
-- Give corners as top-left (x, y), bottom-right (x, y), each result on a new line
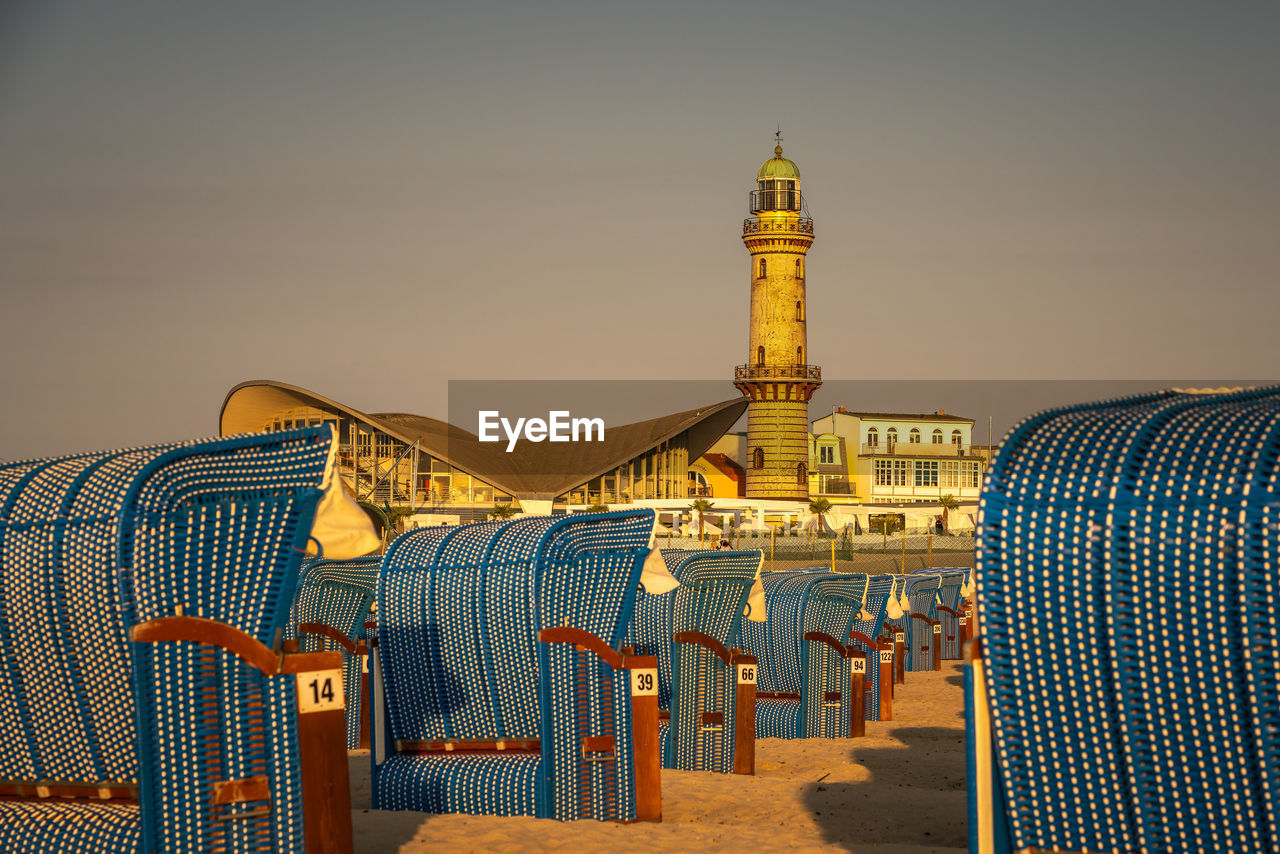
top-left (0, 422), bottom-right (978, 851)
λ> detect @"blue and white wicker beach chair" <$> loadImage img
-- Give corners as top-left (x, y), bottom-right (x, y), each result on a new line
top-left (848, 574), bottom-right (897, 722)
top-left (910, 568), bottom-right (968, 660)
top-left (744, 569), bottom-right (870, 739)
top-left (370, 510), bottom-right (667, 821)
top-left (969, 386), bottom-right (1280, 853)
top-left (0, 426), bottom-right (374, 853)
top-left (290, 556), bottom-right (381, 749)
top-left (902, 573), bottom-right (943, 672)
top-left (625, 549), bottom-right (763, 774)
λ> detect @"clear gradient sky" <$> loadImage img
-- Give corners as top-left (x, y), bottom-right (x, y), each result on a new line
top-left (2, 1), bottom-right (1277, 459)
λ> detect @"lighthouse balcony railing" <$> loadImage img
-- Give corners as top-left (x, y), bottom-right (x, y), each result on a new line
top-left (742, 217), bottom-right (814, 236)
top-left (734, 364), bottom-right (822, 382)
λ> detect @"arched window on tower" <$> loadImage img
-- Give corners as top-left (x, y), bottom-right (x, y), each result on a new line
top-left (759, 258), bottom-right (767, 278)
top-left (797, 462), bottom-right (807, 485)
top-left (757, 345), bottom-right (765, 367)
top-left (753, 447), bottom-right (765, 470)
top-left (796, 300), bottom-right (804, 321)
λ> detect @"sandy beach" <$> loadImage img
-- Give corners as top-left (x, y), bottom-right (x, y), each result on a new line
top-left (348, 661), bottom-right (967, 853)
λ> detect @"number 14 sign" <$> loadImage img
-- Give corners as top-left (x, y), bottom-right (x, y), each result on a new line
top-left (296, 669), bottom-right (345, 714)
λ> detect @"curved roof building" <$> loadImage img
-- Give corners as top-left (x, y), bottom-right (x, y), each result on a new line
top-left (221, 380), bottom-right (747, 510)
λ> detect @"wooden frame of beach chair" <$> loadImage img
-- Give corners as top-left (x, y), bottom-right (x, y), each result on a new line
top-left (969, 386), bottom-right (1280, 853)
top-left (0, 427), bottom-right (354, 853)
top-left (370, 510), bottom-right (663, 822)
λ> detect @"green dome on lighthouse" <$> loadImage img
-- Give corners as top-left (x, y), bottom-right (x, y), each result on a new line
top-left (757, 144), bottom-right (801, 180)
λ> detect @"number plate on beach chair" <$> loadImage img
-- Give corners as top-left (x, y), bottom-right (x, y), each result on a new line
top-left (631, 669), bottom-right (658, 696)
top-left (297, 669), bottom-right (345, 714)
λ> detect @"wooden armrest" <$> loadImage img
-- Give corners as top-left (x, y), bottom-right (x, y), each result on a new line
top-left (132, 616), bottom-right (338, 675)
top-left (803, 631), bottom-right (852, 657)
top-left (936, 606), bottom-right (962, 619)
top-left (909, 612), bottom-right (939, 626)
top-left (538, 626), bottom-right (624, 669)
top-left (848, 630), bottom-right (878, 650)
top-left (673, 630), bottom-right (732, 665)
top-left (298, 622), bottom-right (360, 655)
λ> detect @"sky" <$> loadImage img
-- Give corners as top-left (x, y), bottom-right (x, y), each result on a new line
top-left (2, 1), bottom-right (1278, 459)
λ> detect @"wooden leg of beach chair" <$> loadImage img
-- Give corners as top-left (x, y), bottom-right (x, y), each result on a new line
top-left (733, 652), bottom-right (757, 775)
top-left (895, 631), bottom-right (906, 686)
top-left (849, 657), bottom-right (866, 738)
top-left (286, 650), bottom-right (355, 854)
top-left (879, 644), bottom-right (893, 721)
top-left (359, 655), bottom-right (371, 750)
top-left (933, 622), bottom-right (942, 671)
top-left (625, 653), bottom-right (662, 822)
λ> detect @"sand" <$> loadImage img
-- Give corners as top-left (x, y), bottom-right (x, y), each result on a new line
top-left (348, 661), bottom-right (967, 853)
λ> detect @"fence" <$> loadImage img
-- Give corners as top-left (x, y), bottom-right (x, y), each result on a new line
top-left (657, 529), bottom-right (976, 576)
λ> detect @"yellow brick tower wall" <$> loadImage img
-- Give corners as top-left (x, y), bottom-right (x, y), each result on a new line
top-left (734, 143), bottom-right (820, 501)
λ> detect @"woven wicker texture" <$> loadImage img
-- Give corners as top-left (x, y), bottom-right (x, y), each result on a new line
top-left (374, 510), bottom-right (656, 820)
top-left (290, 556), bottom-right (380, 748)
top-left (0, 427), bottom-right (332, 853)
top-left (624, 549), bottom-right (761, 772)
top-left (976, 386), bottom-right (1280, 853)
top-left (743, 569), bottom-right (869, 739)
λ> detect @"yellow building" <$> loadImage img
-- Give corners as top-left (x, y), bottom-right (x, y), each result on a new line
top-left (810, 409), bottom-right (985, 504)
top-left (733, 135), bottom-right (820, 500)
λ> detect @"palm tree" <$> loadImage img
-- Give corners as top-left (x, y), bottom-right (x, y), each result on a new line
top-left (489, 504), bottom-right (517, 520)
top-left (939, 493), bottom-right (960, 535)
top-left (584, 503), bottom-right (610, 513)
top-left (808, 497), bottom-right (832, 535)
top-left (689, 498), bottom-right (715, 542)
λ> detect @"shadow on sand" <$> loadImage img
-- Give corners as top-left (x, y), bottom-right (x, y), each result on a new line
top-left (801, 725), bottom-right (968, 851)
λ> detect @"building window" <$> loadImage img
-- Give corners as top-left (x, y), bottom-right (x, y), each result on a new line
top-left (909, 428), bottom-right (921, 444)
top-left (876, 458), bottom-right (910, 487)
top-left (819, 445), bottom-right (834, 464)
top-left (759, 258), bottom-right (767, 277)
top-left (753, 447), bottom-right (765, 469)
top-left (892, 459), bottom-right (909, 486)
top-left (952, 429), bottom-right (963, 447)
top-left (757, 346), bottom-right (765, 366)
top-left (915, 460), bottom-right (939, 487)
top-left (886, 427), bottom-right (898, 449)
top-left (932, 428), bottom-right (943, 444)
top-left (797, 462), bottom-right (807, 484)
top-left (866, 427), bottom-right (878, 447)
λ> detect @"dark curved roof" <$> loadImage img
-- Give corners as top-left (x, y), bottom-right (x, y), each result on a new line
top-left (220, 380), bottom-right (747, 500)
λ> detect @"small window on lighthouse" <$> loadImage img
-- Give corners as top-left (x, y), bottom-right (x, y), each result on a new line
top-left (796, 347), bottom-right (803, 364)
top-left (796, 301), bottom-right (804, 321)
top-left (759, 258), bottom-right (767, 278)
top-left (753, 448), bottom-right (765, 470)
top-left (757, 346), bottom-right (765, 366)
top-left (797, 463), bottom-right (807, 485)
top-left (795, 259), bottom-right (802, 277)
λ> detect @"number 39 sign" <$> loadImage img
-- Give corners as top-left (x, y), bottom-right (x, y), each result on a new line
top-left (296, 669), bottom-right (345, 714)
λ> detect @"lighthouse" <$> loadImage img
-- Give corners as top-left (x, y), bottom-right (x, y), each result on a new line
top-left (734, 134), bottom-right (820, 500)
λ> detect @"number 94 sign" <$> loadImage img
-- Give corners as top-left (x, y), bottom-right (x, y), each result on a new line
top-left (296, 669), bottom-right (345, 714)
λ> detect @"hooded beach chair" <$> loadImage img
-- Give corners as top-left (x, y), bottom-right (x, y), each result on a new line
top-left (0, 426), bottom-right (378, 853)
top-left (290, 555), bottom-right (380, 749)
top-left (848, 574), bottom-right (897, 722)
top-left (744, 569), bottom-right (870, 739)
top-left (370, 510), bottom-right (671, 821)
top-left (902, 573), bottom-right (943, 672)
top-left (911, 568), bottom-right (968, 660)
top-left (625, 549), bottom-right (764, 774)
top-left (969, 386), bottom-right (1280, 853)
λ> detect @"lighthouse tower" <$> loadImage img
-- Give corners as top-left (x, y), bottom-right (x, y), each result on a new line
top-left (734, 134), bottom-right (820, 500)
